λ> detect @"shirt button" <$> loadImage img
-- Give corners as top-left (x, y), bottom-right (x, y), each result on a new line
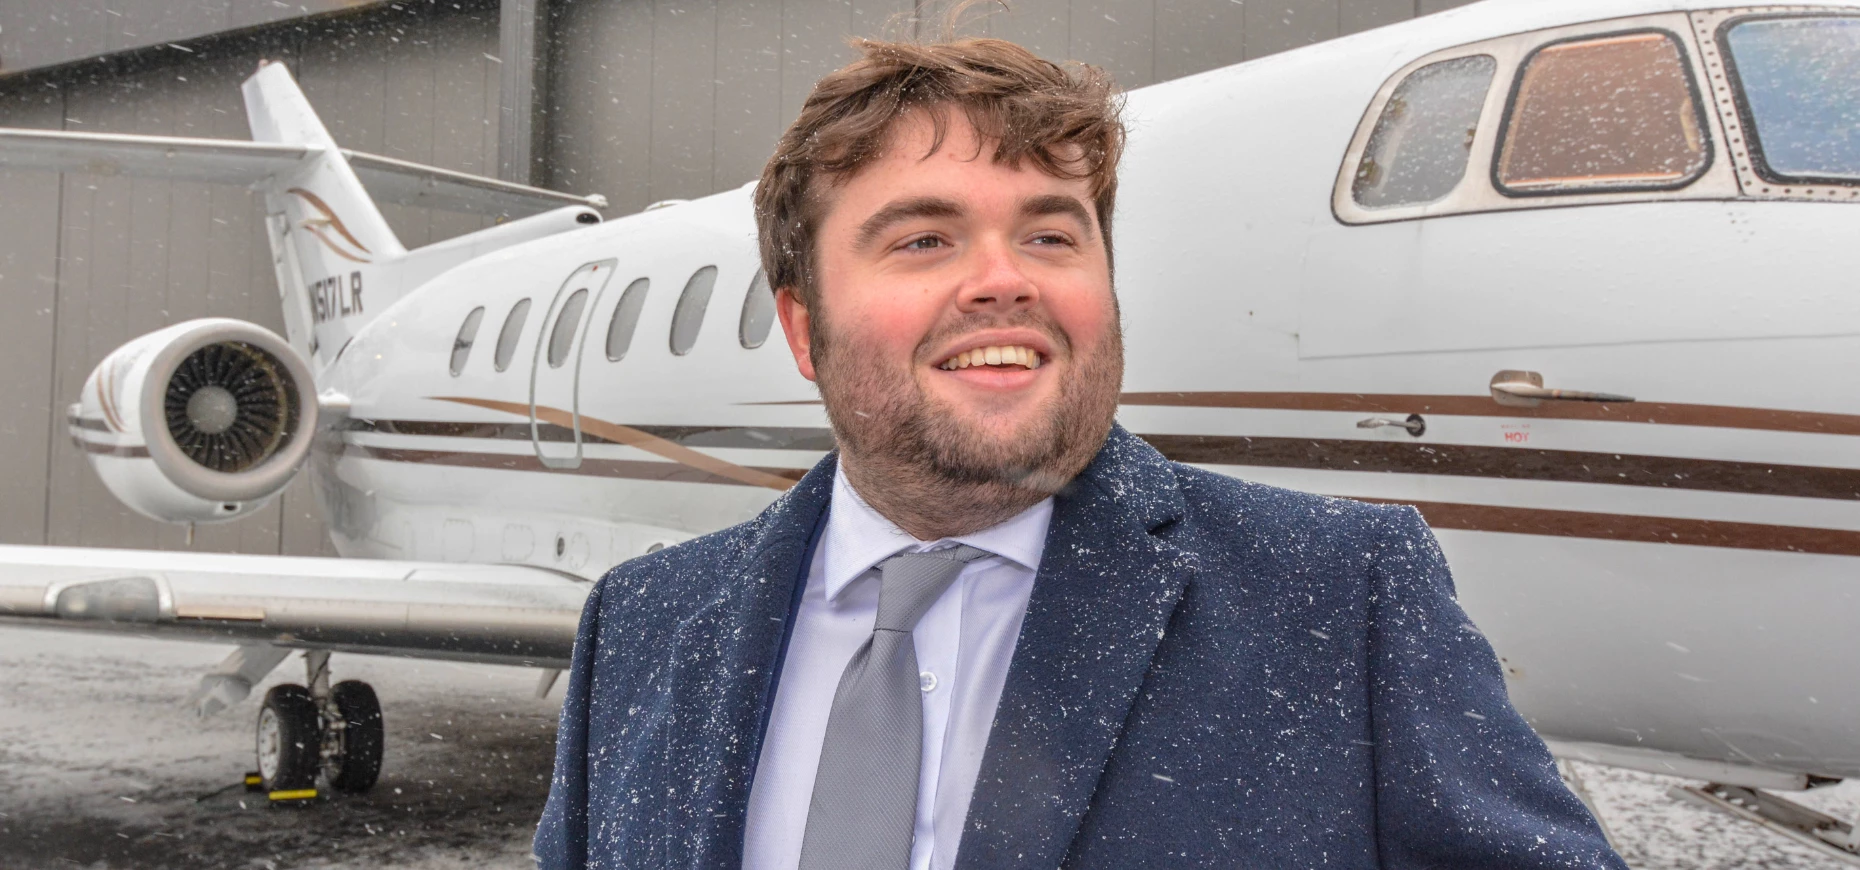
top-left (919, 671), bottom-right (938, 693)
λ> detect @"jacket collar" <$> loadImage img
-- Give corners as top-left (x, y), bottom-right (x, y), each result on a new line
top-left (956, 424), bottom-right (1198, 869)
top-left (657, 452), bottom-right (837, 869)
top-left (1069, 421), bottom-right (1187, 533)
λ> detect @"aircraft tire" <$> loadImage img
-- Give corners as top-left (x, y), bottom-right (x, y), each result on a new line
top-left (256, 684), bottom-right (319, 792)
top-left (327, 680), bottom-right (384, 793)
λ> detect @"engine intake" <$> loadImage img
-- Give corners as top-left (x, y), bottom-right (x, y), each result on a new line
top-left (70, 319), bottom-right (318, 523)
top-left (164, 341), bottom-right (301, 473)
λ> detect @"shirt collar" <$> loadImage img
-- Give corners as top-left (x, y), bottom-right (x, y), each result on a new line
top-left (821, 458), bottom-right (1054, 602)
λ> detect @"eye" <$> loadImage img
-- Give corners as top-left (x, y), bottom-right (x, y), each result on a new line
top-left (901, 235), bottom-right (945, 251)
top-left (1030, 232), bottom-right (1074, 247)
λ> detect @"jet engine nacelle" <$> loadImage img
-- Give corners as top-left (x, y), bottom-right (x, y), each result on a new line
top-left (68, 319), bottom-right (318, 523)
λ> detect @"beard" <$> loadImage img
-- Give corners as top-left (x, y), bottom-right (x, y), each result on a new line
top-left (811, 302), bottom-right (1124, 538)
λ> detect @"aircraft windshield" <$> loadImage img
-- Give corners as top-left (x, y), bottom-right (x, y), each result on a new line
top-left (1725, 15), bottom-right (1860, 183)
top-left (1497, 32), bottom-right (1708, 193)
top-left (1352, 55), bottom-right (1497, 209)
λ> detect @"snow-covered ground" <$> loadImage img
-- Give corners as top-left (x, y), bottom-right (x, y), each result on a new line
top-left (0, 629), bottom-right (555, 868)
top-left (2, 628), bottom-right (1857, 869)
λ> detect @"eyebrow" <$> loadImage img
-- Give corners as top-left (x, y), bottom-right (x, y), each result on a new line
top-left (854, 196), bottom-right (964, 250)
top-left (1020, 194), bottom-right (1096, 240)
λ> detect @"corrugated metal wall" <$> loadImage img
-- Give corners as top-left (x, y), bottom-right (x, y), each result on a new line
top-left (0, 1), bottom-right (396, 75)
top-left (0, 0), bottom-right (1473, 555)
top-left (544, 0), bottom-right (1477, 211)
top-left (0, 2), bottom-right (503, 556)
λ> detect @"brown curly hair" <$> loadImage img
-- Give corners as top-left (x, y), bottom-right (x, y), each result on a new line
top-left (753, 36), bottom-right (1125, 307)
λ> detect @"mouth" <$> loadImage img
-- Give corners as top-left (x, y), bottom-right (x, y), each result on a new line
top-left (936, 344), bottom-right (1044, 372)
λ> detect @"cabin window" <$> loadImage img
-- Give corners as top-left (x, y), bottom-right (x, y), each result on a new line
top-left (546, 288), bottom-right (589, 368)
top-left (739, 270), bottom-right (776, 349)
top-left (1496, 31), bottom-right (1710, 194)
top-left (449, 306), bottom-right (485, 376)
top-left (1353, 55), bottom-right (1497, 209)
top-left (494, 298), bottom-right (531, 372)
top-left (670, 266), bottom-right (717, 356)
top-left (1723, 15), bottom-right (1860, 184)
top-left (605, 278), bottom-right (651, 361)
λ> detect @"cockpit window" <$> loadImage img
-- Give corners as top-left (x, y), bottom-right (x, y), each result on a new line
top-left (1497, 31), bottom-right (1709, 194)
top-left (1353, 55), bottom-right (1497, 209)
top-left (449, 306), bottom-right (484, 376)
top-left (1723, 15), bottom-right (1860, 184)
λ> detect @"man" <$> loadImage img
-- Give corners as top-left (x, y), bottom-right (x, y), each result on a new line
top-left (535, 36), bottom-right (1626, 870)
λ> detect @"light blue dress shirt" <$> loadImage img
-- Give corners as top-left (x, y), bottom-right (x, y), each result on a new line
top-left (742, 463), bottom-right (1054, 870)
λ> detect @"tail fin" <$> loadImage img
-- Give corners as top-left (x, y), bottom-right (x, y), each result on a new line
top-left (0, 61), bottom-right (606, 374)
top-left (242, 61), bottom-right (406, 368)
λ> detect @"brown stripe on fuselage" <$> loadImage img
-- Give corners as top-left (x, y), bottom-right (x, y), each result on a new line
top-left (347, 417), bottom-right (540, 441)
top-left (360, 410), bottom-right (1860, 504)
top-left (1119, 392), bottom-right (1860, 437)
top-left (1365, 498), bottom-right (1860, 557)
top-left (1146, 434), bottom-right (1860, 501)
top-left (349, 445), bottom-right (807, 488)
top-left (748, 391), bottom-right (1860, 436)
top-left (428, 397), bottom-right (801, 490)
top-left (348, 417), bottom-right (838, 451)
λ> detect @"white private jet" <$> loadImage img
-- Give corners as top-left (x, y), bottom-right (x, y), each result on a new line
top-left (2, 0), bottom-right (1858, 856)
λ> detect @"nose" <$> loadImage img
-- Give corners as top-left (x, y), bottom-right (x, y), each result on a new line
top-left (955, 239), bottom-right (1039, 314)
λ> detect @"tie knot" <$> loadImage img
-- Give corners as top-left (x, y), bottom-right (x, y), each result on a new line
top-left (872, 545), bottom-right (990, 632)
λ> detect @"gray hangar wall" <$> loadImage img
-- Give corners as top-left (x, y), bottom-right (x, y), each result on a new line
top-left (0, 0), bottom-right (1475, 556)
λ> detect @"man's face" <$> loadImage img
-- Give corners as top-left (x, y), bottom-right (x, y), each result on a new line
top-left (776, 109), bottom-right (1123, 494)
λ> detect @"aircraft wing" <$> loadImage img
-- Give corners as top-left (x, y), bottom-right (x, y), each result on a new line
top-left (0, 127), bottom-right (605, 218)
top-left (0, 545), bottom-right (589, 668)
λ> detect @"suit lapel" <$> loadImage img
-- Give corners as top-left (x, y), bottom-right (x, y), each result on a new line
top-left (656, 455), bottom-right (836, 869)
top-left (958, 426), bottom-right (1197, 869)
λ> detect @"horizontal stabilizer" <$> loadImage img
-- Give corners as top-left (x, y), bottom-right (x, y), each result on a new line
top-left (0, 544), bottom-right (589, 668)
top-left (0, 127), bottom-right (311, 185)
top-left (343, 149), bottom-right (608, 216)
top-left (0, 127), bottom-right (605, 219)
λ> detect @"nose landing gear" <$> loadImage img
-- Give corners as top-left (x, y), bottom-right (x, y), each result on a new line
top-left (253, 650), bottom-right (384, 797)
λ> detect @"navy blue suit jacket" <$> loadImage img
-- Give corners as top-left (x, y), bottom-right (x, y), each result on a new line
top-left (535, 425), bottom-right (1626, 869)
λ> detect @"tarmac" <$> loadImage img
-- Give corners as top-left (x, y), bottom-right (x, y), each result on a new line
top-left (2, 628), bottom-right (1857, 869)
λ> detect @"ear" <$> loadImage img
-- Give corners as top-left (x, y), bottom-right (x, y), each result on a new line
top-left (775, 286), bottom-right (817, 382)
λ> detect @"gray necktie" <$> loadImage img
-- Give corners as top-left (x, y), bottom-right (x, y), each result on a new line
top-left (798, 544), bottom-right (991, 870)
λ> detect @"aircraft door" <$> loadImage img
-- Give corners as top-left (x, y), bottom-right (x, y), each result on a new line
top-left (529, 260), bottom-right (618, 469)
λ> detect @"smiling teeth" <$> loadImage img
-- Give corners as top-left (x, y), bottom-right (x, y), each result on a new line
top-left (939, 345), bottom-right (1043, 371)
